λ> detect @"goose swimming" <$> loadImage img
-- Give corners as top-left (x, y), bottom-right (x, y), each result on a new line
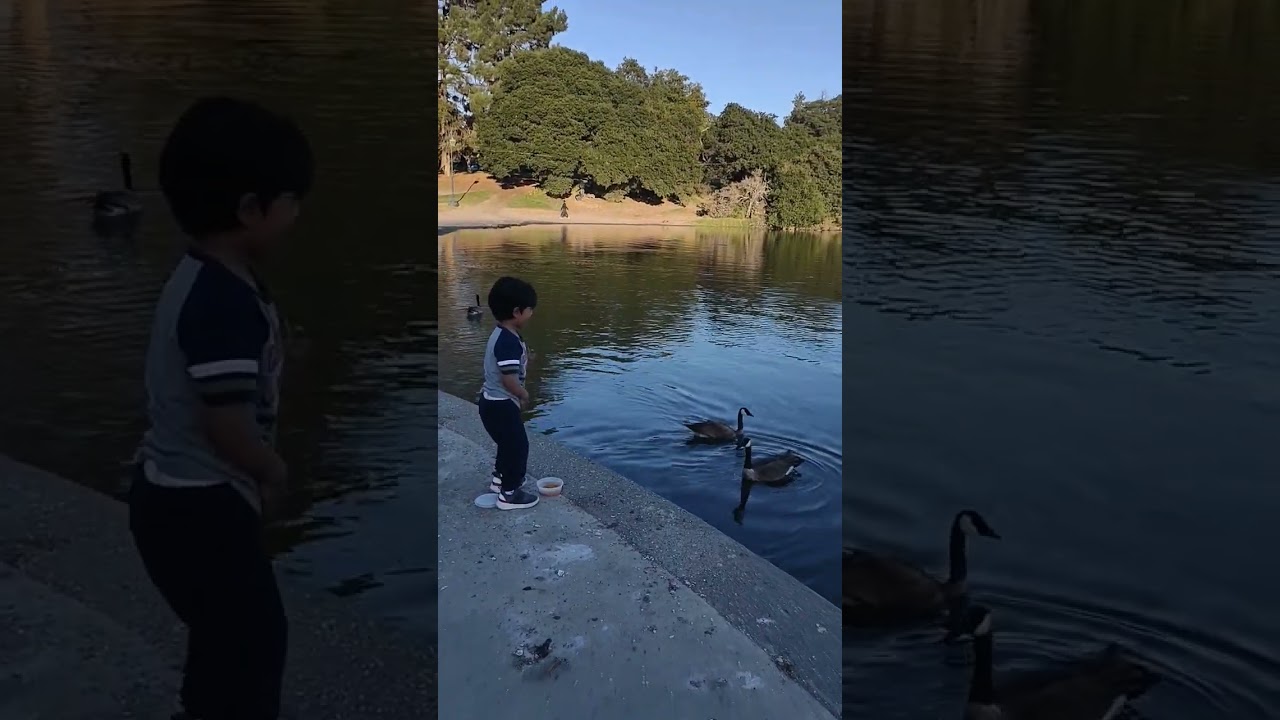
top-left (949, 605), bottom-right (1159, 719)
top-left (684, 407), bottom-right (752, 443)
top-left (843, 510), bottom-right (1000, 627)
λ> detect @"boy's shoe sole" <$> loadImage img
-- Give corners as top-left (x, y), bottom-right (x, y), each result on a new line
top-left (496, 493), bottom-right (538, 510)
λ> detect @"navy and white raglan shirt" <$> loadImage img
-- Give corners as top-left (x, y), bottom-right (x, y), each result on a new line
top-left (137, 249), bottom-right (284, 513)
top-left (481, 326), bottom-right (526, 404)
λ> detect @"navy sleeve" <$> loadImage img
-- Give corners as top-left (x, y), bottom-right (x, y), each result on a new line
top-left (493, 330), bottom-right (523, 375)
top-left (176, 273), bottom-right (268, 407)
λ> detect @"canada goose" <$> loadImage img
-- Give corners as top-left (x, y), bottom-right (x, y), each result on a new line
top-left (684, 407), bottom-right (752, 442)
top-left (949, 605), bottom-right (1159, 719)
top-left (733, 437), bottom-right (803, 523)
top-left (843, 510), bottom-right (1000, 627)
top-left (93, 152), bottom-right (143, 220)
top-left (740, 437), bottom-right (803, 485)
top-left (466, 294), bottom-right (483, 319)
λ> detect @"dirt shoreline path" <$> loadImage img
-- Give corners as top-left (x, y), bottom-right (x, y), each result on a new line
top-left (438, 172), bottom-right (703, 227)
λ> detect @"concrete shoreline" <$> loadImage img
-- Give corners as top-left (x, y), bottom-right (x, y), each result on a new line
top-left (438, 391), bottom-right (840, 718)
top-left (0, 453), bottom-right (436, 719)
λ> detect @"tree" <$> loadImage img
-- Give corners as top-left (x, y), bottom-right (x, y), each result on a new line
top-left (701, 103), bottom-right (784, 188)
top-left (768, 166), bottom-right (828, 228)
top-left (437, 0), bottom-right (568, 173)
top-left (479, 48), bottom-right (706, 202)
top-left (767, 93), bottom-right (841, 227)
top-left (785, 94), bottom-right (841, 217)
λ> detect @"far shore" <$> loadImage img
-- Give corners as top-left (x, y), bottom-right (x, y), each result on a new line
top-left (436, 209), bottom-right (708, 236)
top-left (437, 172), bottom-right (838, 235)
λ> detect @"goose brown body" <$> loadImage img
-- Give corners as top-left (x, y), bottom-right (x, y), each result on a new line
top-left (733, 437), bottom-right (804, 521)
top-left (685, 406), bottom-right (752, 442)
top-left (957, 607), bottom-right (1159, 720)
top-left (740, 438), bottom-right (804, 485)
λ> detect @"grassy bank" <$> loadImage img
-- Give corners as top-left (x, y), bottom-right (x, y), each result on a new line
top-left (437, 173), bottom-right (839, 231)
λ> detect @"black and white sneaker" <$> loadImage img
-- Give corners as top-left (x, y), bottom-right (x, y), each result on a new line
top-left (488, 474), bottom-right (534, 493)
top-left (496, 487), bottom-right (539, 510)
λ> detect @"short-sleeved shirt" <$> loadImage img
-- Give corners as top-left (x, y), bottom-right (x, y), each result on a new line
top-left (481, 326), bottom-right (526, 404)
top-left (137, 249), bottom-right (284, 513)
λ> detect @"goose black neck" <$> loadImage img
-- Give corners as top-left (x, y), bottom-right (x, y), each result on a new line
top-left (742, 444), bottom-right (753, 469)
top-left (947, 519), bottom-right (968, 585)
top-left (968, 632), bottom-right (995, 704)
top-left (121, 154), bottom-right (134, 191)
top-left (736, 408), bottom-right (745, 431)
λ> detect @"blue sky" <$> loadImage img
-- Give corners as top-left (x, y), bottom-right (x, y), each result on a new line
top-left (548, 0), bottom-right (841, 121)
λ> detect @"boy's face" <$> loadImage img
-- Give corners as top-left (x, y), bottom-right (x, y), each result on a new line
top-left (512, 306), bottom-right (535, 328)
top-left (237, 192), bottom-right (301, 256)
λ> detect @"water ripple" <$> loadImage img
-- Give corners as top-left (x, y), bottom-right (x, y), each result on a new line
top-left (440, 226), bottom-right (842, 602)
top-left (845, 0), bottom-right (1280, 715)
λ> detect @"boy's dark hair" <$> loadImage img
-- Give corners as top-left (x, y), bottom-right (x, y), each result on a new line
top-left (488, 276), bottom-right (538, 320)
top-left (158, 96), bottom-right (314, 237)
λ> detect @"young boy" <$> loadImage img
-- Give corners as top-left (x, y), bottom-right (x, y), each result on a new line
top-left (479, 276), bottom-right (540, 510)
top-left (128, 97), bottom-right (312, 720)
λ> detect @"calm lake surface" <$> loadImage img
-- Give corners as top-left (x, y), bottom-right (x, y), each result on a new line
top-left (438, 225), bottom-right (842, 602)
top-left (0, 1), bottom-right (434, 635)
top-left (846, 0), bottom-right (1280, 717)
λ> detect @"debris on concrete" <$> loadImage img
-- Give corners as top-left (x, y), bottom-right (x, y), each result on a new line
top-left (437, 392), bottom-right (839, 719)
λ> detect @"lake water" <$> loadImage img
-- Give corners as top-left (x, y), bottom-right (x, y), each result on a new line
top-left (438, 225), bottom-right (843, 602)
top-left (846, 1), bottom-right (1280, 716)
top-left (0, 0), bottom-right (434, 635)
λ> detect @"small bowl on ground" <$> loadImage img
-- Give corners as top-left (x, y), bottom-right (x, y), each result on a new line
top-left (536, 477), bottom-right (564, 497)
top-left (474, 493), bottom-right (498, 509)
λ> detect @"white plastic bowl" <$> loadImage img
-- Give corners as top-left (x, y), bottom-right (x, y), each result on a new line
top-left (536, 477), bottom-right (564, 497)
top-left (474, 493), bottom-right (498, 509)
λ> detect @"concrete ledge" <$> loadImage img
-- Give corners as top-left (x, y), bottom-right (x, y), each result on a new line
top-left (0, 453), bottom-right (437, 718)
top-left (438, 391), bottom-right (840, 717)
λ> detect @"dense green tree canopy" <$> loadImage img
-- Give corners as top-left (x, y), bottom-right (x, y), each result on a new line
top-left (769, 94), bottom-right (842, 228)
top-left (701, 103), bottom-right (784, 188)
top-left (441, 3), bottom-right (840, 228)
top-left (437, 0), bottom-right (568, 171)
top-left (479, 48), bottom-right (706, 202)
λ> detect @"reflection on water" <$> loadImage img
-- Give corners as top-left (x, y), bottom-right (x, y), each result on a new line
top-left (0, 0), bottom-right (433, 634)
top-left (439, 225), bottom-right (842, 602)
top-left (846, 0), bottom-right (1280, 716)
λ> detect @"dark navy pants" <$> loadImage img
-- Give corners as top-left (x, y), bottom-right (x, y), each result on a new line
top-left (128, 472), bottom-right (287, 720)
top-left (479, 396), bottom-right (528, 491)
